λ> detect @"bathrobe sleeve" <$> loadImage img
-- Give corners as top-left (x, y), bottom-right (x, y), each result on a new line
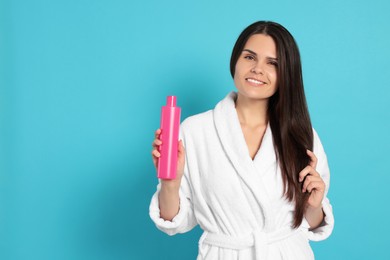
top-left (306, 129), bottom-right (335, 241)
top-left (149, 126), bottom-right (198, 236)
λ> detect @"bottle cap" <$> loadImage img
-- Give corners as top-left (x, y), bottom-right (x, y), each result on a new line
top-left (166, 96), bottom-right (177, 107)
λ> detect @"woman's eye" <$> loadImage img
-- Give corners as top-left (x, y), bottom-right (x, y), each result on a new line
top-left (268, 61), bottom-right (278, 67)
top-left (244, 55), bottom-right (255, 60)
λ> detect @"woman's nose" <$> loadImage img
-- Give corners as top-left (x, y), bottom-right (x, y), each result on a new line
top-left (250, 62), bottom-right (264, 75)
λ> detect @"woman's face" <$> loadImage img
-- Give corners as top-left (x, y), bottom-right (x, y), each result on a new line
top-left (234, 34), bottom-right (278, 102)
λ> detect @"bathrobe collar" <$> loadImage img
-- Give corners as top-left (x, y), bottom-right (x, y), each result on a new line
top-left (213, 91), bottom-right (276, 231)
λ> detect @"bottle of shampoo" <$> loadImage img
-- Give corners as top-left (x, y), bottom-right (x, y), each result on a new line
top-left (157, 96), bottom-right (181, 179)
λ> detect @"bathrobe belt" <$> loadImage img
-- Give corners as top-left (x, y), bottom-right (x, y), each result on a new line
top-left (202, 227), bottom-right (301, 259)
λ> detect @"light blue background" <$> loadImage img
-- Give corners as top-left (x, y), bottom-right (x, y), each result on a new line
top-left (1, 0), bottom-right (389, 259)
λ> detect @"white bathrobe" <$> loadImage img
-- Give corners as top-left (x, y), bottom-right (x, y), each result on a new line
top-left (150, 92), bottom-right (334, 259)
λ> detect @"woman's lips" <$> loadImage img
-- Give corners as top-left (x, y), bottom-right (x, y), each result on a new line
top-left (246, 78), bottom-right (266, 86)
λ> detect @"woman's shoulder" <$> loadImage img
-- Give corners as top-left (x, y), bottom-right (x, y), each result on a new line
top-left (180, 110), bottom-right (214, 133)
top-left (312, 127), bottom-right (328, 157)
top-left (181, 109), bottom-right (214, 127)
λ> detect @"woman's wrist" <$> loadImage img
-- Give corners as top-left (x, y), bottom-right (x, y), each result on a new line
top-left (161, 178), bottom-right (181, 192)
top-left (306, 203), bottom-right (323, 212)
top-left (305, 205), bottom-right (325, 229)
top-left (159, 180), bottom-right (181, 221)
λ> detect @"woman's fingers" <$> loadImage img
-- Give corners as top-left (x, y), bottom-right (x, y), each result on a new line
top-left (152, 138), bottom-right (162, 148)
top-left (155, 128), bottom-right (161, 138)
top-left (299, 152), bottom-right (325, 208)
top-left (177, 140), bottom-right (185, 177)
top-left (302, 175), bottom-right (324, 193)
top-left (306, 149), bottom-right (318, 169)
top-left (305, 181), bottom-right (325, 193)
top-left (151, 129), bottom-right (162, 169)
top-left (153, 129), bottom-right (162, 147)
top-left (152, 149), bottom-right (161, 158)
top-left (178, 140), bottom-right (184, 155)
top-left (151, 149), bottom-right (160, 168)
top-left (298, 165), bottom-right (319, 182)
top-left (151, 128), bottom-right (184, 174)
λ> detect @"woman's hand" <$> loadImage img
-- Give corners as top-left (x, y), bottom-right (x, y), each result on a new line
top-left (151, 128), bottom-right (186, 220)
top-left (299, 150), bottom-right (325, 209)
top-left (151, 129), bottom-right (185, 188)
top-left (299, 150), bottom-right (326, 229)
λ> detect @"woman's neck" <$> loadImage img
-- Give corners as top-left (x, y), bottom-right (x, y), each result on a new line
top-left (235, 94), bottom-right (268, 128)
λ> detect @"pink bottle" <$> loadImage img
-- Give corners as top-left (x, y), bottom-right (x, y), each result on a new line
top-left (157, 96), bottom-right (181, 179)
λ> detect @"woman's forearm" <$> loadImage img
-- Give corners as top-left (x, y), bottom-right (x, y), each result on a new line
top-left (158, 183), bottom-right (180, 221)
top-left (305, 206), bottom-right (325, 230)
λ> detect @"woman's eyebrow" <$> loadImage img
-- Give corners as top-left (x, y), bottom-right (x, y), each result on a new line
top-left (242, 49), bottom-right (278, 60)
top-left (242, 49), bottom-right (257, 56)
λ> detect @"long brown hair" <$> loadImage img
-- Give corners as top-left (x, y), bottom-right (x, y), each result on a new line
top-left (230, 21), bottom-right (313, 228)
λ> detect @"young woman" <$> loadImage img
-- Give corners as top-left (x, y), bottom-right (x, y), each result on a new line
top-left (150, 21), bottom-right (334, 259)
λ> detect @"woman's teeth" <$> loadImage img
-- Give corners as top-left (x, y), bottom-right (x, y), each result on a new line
top-left (247, 78), bottom-right (265, 85)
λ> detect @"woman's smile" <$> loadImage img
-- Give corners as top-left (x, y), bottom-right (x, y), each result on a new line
top-left (246, 77), bottom-right (267, 86)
